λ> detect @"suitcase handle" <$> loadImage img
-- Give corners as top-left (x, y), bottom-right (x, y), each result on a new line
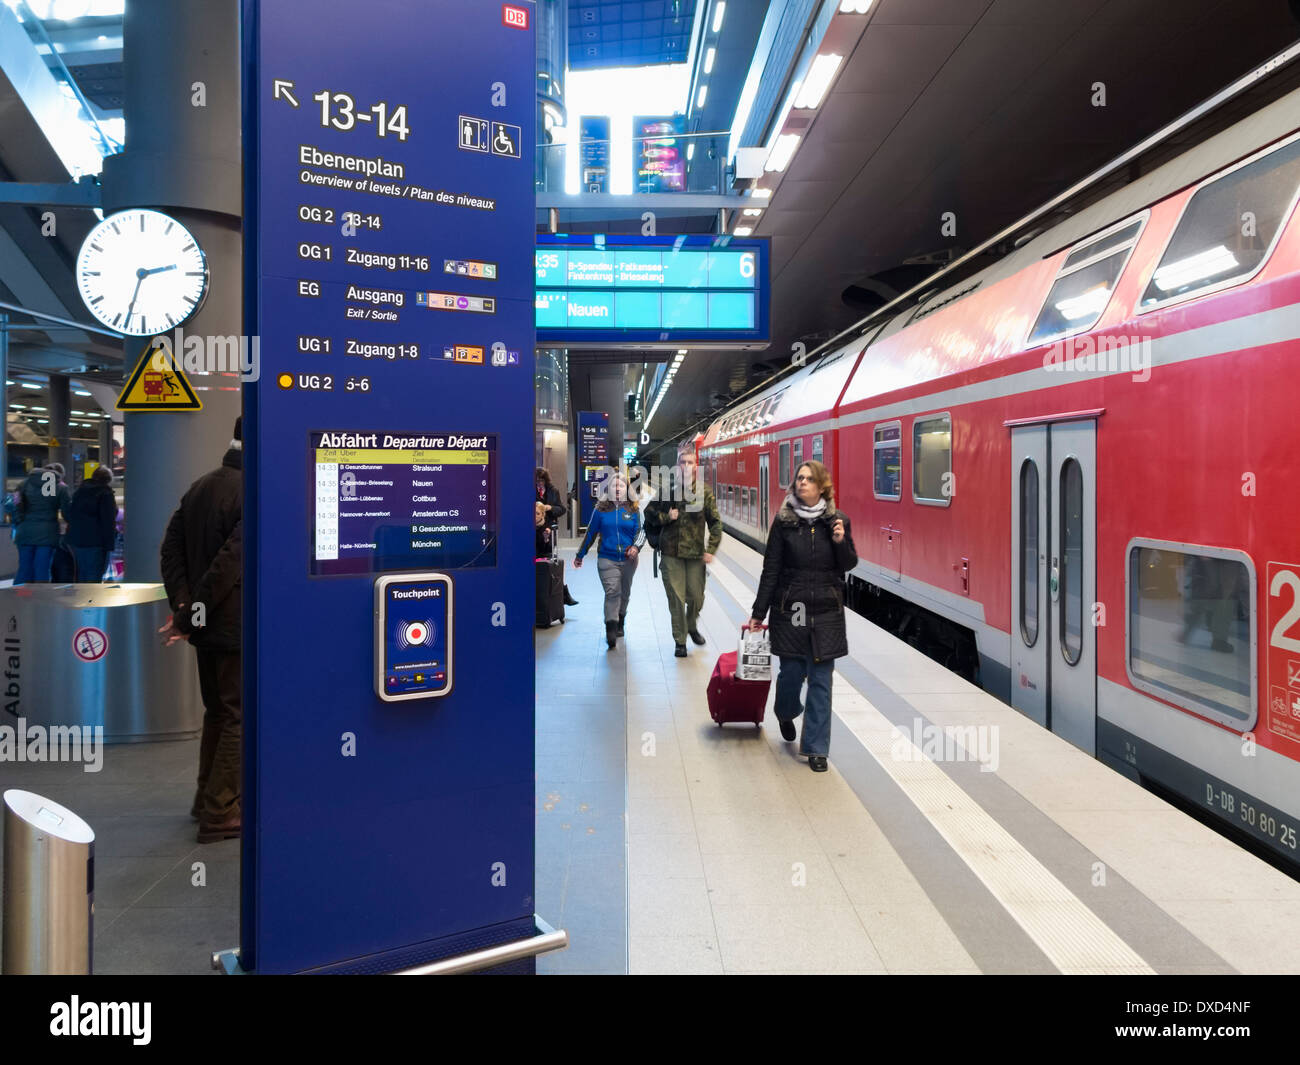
top-left (741, 623), bottom-right (768, 633)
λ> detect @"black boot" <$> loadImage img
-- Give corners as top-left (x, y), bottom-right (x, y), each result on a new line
top-left (564, 585), bottom-right (578, 606)
top-left (606, 620), bottom-right (617, 649)
top-left (617, 614), bottom-right (625, 637)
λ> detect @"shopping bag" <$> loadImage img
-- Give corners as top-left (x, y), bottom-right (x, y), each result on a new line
top-left (736, 623), bottom-right (772, 683)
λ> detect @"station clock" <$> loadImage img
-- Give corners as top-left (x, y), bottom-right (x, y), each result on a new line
top-left (75, 208), bottom-right (210, 337)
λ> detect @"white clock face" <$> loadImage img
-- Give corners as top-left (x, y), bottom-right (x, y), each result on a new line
top-left (76, 209), bottom-right (210, 337)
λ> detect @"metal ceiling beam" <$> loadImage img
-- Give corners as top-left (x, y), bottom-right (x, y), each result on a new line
top-left (0, 179), bottom-right (101, 206)
top-left (536, 192), bottom-right (749, 209)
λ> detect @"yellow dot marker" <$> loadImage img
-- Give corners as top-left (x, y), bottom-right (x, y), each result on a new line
top-left (277, 373), bottom-right (293, 390)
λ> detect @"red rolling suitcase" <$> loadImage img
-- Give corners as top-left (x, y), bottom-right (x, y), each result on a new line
top-left (707, 651), bottom-right (771, 728)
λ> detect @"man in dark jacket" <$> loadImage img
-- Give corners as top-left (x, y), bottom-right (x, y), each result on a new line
top-left (65, 465), bottom-right (118, 582)
top-left (643, 447), bottom-right (722, 657)
top-left (160, 417), bottom-right (243, 843)
top-left (750, 460), bottom-right (857, 772)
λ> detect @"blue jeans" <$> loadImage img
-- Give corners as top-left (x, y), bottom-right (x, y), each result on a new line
top-left (73, 547), bottom-right (108, 583)
top-left (774, 655), bottom-right (835, 756)
top-left (15, 545), bottom-right (54, 584)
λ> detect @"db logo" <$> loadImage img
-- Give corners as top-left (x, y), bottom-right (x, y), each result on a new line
top-left (503, 4), bottom-right (528, 29)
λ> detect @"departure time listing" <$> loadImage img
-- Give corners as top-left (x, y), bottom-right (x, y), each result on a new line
top-left (310, 430), bottom-right (497, 575)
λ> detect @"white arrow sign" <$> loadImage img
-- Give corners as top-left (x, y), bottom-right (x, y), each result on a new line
top-left (273, 79), bottom-right (299, 108)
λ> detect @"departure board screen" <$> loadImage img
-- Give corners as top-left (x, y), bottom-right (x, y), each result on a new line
top-left (309, 430), bottom-right (496, 575)
top-left (535, 235), bottom-right (769, 344)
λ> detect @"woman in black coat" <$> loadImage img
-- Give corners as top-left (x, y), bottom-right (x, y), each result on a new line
top-left (64, 465), bottom-right (118, 582)
top-left (750, 460), bottom-right (858, 772)
top-left (536, 467), bottom-right (577, 605)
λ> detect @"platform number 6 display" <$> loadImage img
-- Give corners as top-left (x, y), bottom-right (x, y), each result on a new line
top-left (739, 252), bottom-right (755, 280)
top-left (1269, 567), bottom-right (1300, 652)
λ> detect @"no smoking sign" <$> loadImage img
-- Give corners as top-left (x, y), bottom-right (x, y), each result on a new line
top-left (72, 626), bottom-right (109, 663)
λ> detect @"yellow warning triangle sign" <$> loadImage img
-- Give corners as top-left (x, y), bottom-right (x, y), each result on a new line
top-left (117, 341), bottom-right (202, 411)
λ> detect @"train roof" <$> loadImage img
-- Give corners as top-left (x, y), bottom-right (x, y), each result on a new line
top-left (701, 83), bottom-right (1300, 443)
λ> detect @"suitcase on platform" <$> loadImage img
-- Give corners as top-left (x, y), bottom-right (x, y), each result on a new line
top-left (535, 557), bottom-right (565, 628)
top-left (707, 649), bottom-right (770, 728)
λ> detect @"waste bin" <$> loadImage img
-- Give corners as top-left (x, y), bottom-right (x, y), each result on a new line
top-left (2, 790), bottom-right (94, 974)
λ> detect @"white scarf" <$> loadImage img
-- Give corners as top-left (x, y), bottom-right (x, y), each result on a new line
top-left (787, 493), bottom-right (827, 521)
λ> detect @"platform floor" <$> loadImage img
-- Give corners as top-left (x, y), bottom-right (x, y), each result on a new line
top-left (3, 535), bottom-right (1298, 974)
top-left (539, 535), bottom-right (1300, 975)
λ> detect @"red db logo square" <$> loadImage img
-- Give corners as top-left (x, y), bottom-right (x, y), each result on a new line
top-left (503, 4), bottom-right (528, 29)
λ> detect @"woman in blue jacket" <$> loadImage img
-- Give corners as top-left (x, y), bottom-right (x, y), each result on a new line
top-left (574, 473), bottom-right (645, 649)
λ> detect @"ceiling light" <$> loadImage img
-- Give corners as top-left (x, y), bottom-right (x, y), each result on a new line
top-left (1151, 245), bottom-right (1238, 292)
top-left (735, 226), bottom-right (754, 236)
top-left (21, 382), bottom-right (40, 389)
top-left (687, 142), bottom-right (695, 160)
top-left (839, 0), bottom-right (874, 12)
top-left (712, 1), bottom-right (725, 33)
top-left (1054, 286), bottom-right (1110, 322)
top-left (30, 406), bottom-right (46, 412)
top-left (751, 188), bottom-right (772, 199)
top-left (677, 349), bottom-right (687, 354)
top-left (74, 389), bottom-right (91, 396)
top-left (37, 419), bottom-right (48, 424)
top-left (697, 84), bottom-right (708, 108)
top-left (704, 47), bottom-right (716, 74)
top-left (765, 133), bottom-right (800, 173)
top-left (10, 404), bottom-right (24, 410)
top-left (743, 208), bottom-right (763, 217)
top-left (794, 53), bottom-right (842, 110)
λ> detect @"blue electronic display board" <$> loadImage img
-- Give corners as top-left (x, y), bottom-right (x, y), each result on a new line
top-left (576, 410), bottom-right (609, 528)
top-left (536, 235), bottom-right (769, 345)
top-left (243, 0), bottom-right (536, 974)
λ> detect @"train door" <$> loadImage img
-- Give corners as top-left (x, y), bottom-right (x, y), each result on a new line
top-left (758, 453), bottom-right (770, 531)
top-left (1009, 420), bottom-right (1097, 754)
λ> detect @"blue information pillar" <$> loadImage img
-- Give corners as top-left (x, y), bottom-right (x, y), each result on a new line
top-left (242, 0), bottom-right (537, 973)
top-left (576, 410), bottom-right (610, 528)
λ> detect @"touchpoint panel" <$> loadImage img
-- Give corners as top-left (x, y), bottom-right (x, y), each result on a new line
top-left (310, 430), bottom-right (497, 575)
top-left (375, 573), bottom-right (453, 701)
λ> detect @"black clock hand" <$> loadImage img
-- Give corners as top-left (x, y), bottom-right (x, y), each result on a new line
top-left (124, 268), bottom-right (147, 327)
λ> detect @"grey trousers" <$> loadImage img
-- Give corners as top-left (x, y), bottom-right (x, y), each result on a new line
top-left (597, 556), bottom-right (637, 623)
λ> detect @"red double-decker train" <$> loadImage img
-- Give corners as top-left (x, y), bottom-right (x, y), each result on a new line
top-left (699, 87), bottom-right (1300, 868)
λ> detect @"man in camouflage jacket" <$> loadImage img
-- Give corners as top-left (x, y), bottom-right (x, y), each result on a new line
top-left (643, 447), bottom-right (722, 657)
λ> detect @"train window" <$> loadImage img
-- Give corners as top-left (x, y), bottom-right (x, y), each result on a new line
top-left (812, 434), bottom-right (824, 464)
top-left (1126, 541), bottom-right (1255, 729)
top-left (779, 441), bottom-right (791, 488)
top-left (1020, 460), bottom-right (1040, 648)
top-left (1139, 131), bottom-right (1300, 312)
top-left (873, 423), bottom-right (902, 501)
top-left (912, 414), bottom-right (951, 507)
top-left (1026, 215), bottom-right (1146, 347)
top-left (793, 438), bottom-right (803, 472)
top-left (767, 391), bottom-right (786, 423)
top-left (1059, 459), bottom-right (1084, 665)
top-left (748, 488), bottom-right (756, 525)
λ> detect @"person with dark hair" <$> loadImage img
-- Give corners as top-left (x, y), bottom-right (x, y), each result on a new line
top-left (13, 461), bottom-right (71, 584)
top-left (750, 460), bottom-right (857, 773)
top-left (160, 416), bottom-right (243, 843)
top-left (574, 472), bottom-right (645, 649)
top-left (643, 446), bottom-right (722, 657)
top-left (65, 465), bottom-right (117, 583)
top-left (536, 466), bottom-right (577, 605)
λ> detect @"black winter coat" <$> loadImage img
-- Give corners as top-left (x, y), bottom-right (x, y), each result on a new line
top-left (64, 482), bottom-right (117, 549)
top-left (751, 500), bottom-right (858, 661)
top-left (536, 483), bottom-right (565, 531)
top-left (160, 447), bottom-right (242, 651)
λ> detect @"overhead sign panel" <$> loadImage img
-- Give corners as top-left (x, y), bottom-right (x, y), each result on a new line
top-left (535, 235), bottom-right (769, 347)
